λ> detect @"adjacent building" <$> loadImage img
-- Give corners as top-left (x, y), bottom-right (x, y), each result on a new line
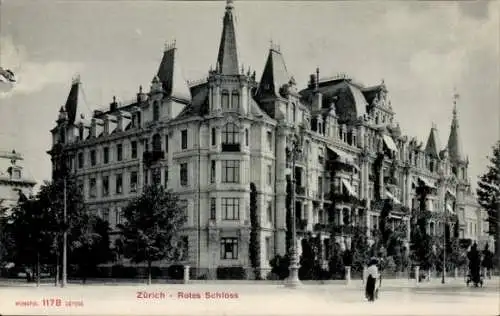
top-left (0, 150), bottom-right (36, 212)
top-left (48, 0), bottom-right (489, 275)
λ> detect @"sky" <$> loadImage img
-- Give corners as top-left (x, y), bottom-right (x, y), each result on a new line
top-left (0, 0), bottom-right (498, 190)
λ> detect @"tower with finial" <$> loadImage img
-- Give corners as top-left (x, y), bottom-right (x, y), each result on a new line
top-left (447, 87), bottom-right (467, 180)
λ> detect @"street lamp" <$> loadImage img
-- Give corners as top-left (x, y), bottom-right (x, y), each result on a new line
top-left (62, 177), bottom-right (67, 287)
top-left (285, 128), bottom-right (302, 288)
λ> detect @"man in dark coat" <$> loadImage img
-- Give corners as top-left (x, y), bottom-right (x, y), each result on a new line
top-left (467, 243), bottom-right (481, 285)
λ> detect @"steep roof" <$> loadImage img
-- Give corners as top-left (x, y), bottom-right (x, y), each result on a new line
top-left (300, 79), bottom-right (368, 123)
top-left (175, 83), bottom-right (210, 119)
top-left (447, 104), bottom-right (465, 163)
top-left (255, 48), bottom-right (290, 100)
top-left (216, 0), bottom-right (240, 75)
top-left (63, 76), bottom-right (91, 125)
top-left (425, 124), bottom-right (442, 159)
top-left (156, 46), bottom-right (192, 103)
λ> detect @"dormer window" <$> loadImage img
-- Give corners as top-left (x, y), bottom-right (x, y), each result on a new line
top-left (222, 123), bottom-right (240, 152)
top-left (221, 90), bottom-right (230, 110)
top-left (231, 91), bottom-right (240, 109)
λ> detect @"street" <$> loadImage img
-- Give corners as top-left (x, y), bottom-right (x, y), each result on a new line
top-left (0, 278), bottom-right (498, 316)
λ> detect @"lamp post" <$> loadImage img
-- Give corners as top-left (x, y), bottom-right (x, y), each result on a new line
top-left (285, 128), bottom-right (302, 288)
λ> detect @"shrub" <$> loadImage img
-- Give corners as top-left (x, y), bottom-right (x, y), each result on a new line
top-left (269, 255), bottom-right (290, 280)
top-left (216, 266), bottom-right (246, 280)
top-left (167, 264), bottom-right (184, 280)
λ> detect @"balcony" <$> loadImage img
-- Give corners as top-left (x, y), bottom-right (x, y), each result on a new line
top-left (296, 219), bottom-right (308, 231)
top-left (295, 186), bottom-right (306, 196)
top-left (313, 223), bottom-right (329, 232)
top-left (329, 192), bottom-right (362, 206)
top-left (221, 143), bottom-right (241, 152)
top-left (143, 150), bottom-right (165, 166)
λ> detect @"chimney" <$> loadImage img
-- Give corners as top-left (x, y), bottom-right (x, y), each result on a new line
top-left (110, 96), bottom-right (118, 112)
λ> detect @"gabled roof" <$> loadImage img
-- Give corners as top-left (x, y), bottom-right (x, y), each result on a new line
top-left (157, 47), bottom-right (192, 103)
top-left (425, 125), bottom-right (441, 159)
top-left (255, 48), bottom-right (290, 100)
top-left (216, 0), bottom-right (240, 75)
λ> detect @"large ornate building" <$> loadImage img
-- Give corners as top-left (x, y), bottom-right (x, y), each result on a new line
top-left (48, 0), bottom-right (488, 275)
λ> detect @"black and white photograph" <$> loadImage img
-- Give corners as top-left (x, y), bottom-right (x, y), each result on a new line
top-left (0, 0), bottom-right (498, 315)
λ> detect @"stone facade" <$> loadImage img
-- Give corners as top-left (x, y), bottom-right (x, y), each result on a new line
top-left (0, 150), bottom-right (36, 212)
top-left (48, 0), bottom-right (489, 272)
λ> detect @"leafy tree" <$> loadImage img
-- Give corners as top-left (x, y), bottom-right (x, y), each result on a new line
top-left (269, 254), bottom-right (290, 280)
top-left (0, 199), bottom-right (12, 264)
top-left (248, 183), bottom-right (261, 280)
top-left (349, 226), bottom-right (370, 273)
top-left (299, 233), bottom-right (322, 280)
top-left (410, 182), bottom-right (434, 270)
top-left (328, 242), bottom-right (344, 279)
top-left (476, 141), bottom-right (500, 255)
top-left (117, 185), bottom-right (187, 284)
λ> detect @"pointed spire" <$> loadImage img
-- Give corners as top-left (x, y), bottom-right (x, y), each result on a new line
top-left (156, 42), bottom-right (191, 103)
top-left (255, 46), bottom-right (290, 100)
top-left (216, 0), bottom-right (240, 75)
top-left (425, 122), bottom-right (441, 159)
top-left (447, 89), bottom-right (465, 163)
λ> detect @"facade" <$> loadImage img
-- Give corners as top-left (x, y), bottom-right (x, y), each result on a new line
top-left (48, 0), bottom-right (489, 274)
top-left (0, 150), bottom-right (36, 212)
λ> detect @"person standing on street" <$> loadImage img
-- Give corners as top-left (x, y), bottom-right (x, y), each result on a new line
top-left (365, 258), bottom-right (380, 302)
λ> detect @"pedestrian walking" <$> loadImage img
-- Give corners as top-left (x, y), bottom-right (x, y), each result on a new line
top-left (365, 258), bottom-right (380, 302)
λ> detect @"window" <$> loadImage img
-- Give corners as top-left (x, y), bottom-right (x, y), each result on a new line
top-left (181, 130), bottom-right (188, 150)
top-left (221, 90), bottom-right (229, 109)
top-left (136, 112), bottom-right (142, 127)
top-left (89, 177), bottom-right (97, 198)
top-left (318, 176), bottom-right (323, 195)
top-left (211, 160), bottom-right (216, 183)
top-left (144, 170), bottom-right (148, 186)
top-left (103, 147), bottom-right (109, 163)
top-left (267, 165), bottom-right (272, 185)
top-left (210, 198), bottom-right (216, 220)
top-left (152, 168), bottom-right (161, 185)
top-left (266, 237), bottom-right (272, 261)
top-left (292, 103), bottom-right (297, 122)
top-left (77, 179), bottom-right (84, 194)
top-left (12, 169), bottom-right (21, 179)
top-left (115, 174), bottom-right (123, 194)
top-left (165, 135), bottom-right (169, 153)
top-left (221, 160), bottom-right (240, 183)
top-left (131, 141), bottom-right (137, 159)
top-left (267, 202), bottom-right (273, 223)
top-left (164, 167), bottom-right (169, 187)
top-left (102, 208), bottom-right (110, 222)
top-left (152, 134), bottom-right (162, 152)
top-left (231, 91), bottom-right (239, 109)
top-left (180, 163), bottom-right (188, 186)
top-left (211, 128), bottom-right (216, 146)
top-left (117, 144), bottom-right (123, 161)
top-left (178, 236), bottom-right (189, 261)
top-left (245, 129), bottom-right (249, 146)
top-left (220, 237), bottom-right (238, 259)
top-left (130, 171), bottom-right (138, 192)
top-left (90, 150), bottom-right (96, 166)
top-left (153, 101), bottom-right (160, 121)
top-left (78, 152), bottom-right (84, 169)
top-left (222, 123), bottom-right (240, 151)
top-left (102, 176), bottom-right (109, 196)
top-left (222, 198), bottom-right (240, 220)
top-left (267, 131), bottom-right (273, 151)
top-left (115, 207), bottom-right (122, 225)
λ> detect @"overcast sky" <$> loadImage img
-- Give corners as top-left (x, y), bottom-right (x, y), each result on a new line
top-left (0, 0), bottom-right (498, 189)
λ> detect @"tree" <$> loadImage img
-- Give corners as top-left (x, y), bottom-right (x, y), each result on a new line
top-left (410, 181), bottom-right (434, 270)
top-left (476, 141), bottom-right (500, 255)
top-left (248, 183), bottom-right (261, 279)
top-left (0, 199), bottom-right (12, 264)
top-left (117, 185), bottom-right (187, 284)
top-left (349, 226), bottom-right (370, 273)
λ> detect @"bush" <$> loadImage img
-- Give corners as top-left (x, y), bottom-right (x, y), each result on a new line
top-left (111, 265), bottom-right (137, 278)
top-left (216, 266), bottom-right (246, 280)
top-left (167, 264), bottom-right (184, 280)
top-left (269, 255), bottom-right (290, 280)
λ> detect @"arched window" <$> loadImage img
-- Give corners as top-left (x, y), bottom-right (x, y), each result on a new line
top-left (245, 128), bottom-right (249, 146)
top-left (152, 133), bottom-right (162, 152)
top-left (231, 90), bottom-right (240, 109)
top-left (221, 90), bottom-right (230, 109)
top-left (153, 101), bottom-right (160, 121)
top-left (222, 123), bottom-right (240, 152)
top-left (292, 103), bottom-right (297, 122)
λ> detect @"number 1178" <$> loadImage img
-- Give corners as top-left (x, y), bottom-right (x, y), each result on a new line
top-left (42, 298), bottom-right (62, 307)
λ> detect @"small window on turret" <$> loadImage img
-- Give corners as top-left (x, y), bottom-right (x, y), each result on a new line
top-left (153, 102), bottom-right (160, 121)
top-left (231, 91), bottom-right (239, 109)
top-left (221, 91), bottom-right (230, 109)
